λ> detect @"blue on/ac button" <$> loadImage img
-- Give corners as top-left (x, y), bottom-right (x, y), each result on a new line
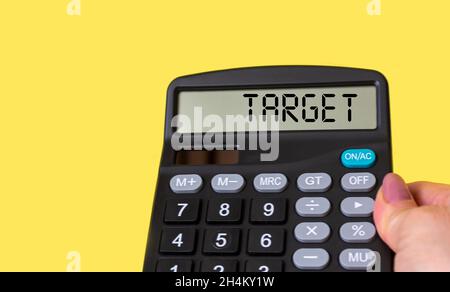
top-left (341, 149), bottom-right (377, 169)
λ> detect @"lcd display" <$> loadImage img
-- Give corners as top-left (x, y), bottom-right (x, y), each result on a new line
top-left (176, 86), bottom-right (377, 133)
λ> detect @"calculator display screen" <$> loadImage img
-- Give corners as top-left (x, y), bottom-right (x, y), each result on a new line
top-left (176, 86), bottom-right (377, 133)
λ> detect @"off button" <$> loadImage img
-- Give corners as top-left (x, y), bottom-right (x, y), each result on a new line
top-left (341, 173), bottom-right (377, 193)
top-left (341, 149), bottom-right (376, 169)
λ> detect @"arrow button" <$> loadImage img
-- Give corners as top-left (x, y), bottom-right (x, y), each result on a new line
top-left (354, 202), bottom-right (363, 209)
top-left (341, 197), bottom-right (374, 218)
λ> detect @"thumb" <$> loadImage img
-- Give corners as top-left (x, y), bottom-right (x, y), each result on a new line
top-left (374, 173), bottom-right (417, 252)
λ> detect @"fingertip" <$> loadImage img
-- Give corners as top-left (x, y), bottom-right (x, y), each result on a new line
top-left (382, 173), bottom-right (415, 204)
top-left (373, 173), bottom-right (418, 251)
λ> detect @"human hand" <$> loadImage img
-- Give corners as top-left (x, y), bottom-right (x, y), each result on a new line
top-left (374, 173), bottom-right (450, 272)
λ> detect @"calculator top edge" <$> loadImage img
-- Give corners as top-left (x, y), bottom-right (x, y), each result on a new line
top-left (167, 66), bottom-right (388, 91)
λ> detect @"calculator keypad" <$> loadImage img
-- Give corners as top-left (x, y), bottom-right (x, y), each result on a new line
top-left (154, 148), bottom-right (386, 272)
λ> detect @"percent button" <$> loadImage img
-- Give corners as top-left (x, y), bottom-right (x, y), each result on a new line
top-left (340, 222), bottom-right (376, 243)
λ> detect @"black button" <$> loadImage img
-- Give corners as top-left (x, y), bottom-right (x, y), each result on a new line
top-left (159, 228), bottom-right (196, 254)
top-left (245, 259), bottom-right (283, 272)
top-left (164, 199), bottom-right (201, 223)
top-left (247, 229), bottom-right (285, 255)
top-left (250, 198), bottom-right (287, 224)
top-left (156, 259), bottom-right (193, 272)
top-left (201, 260), bottom-right (238, 272)
top-left (207, 198), bottom-right (243, 223)
top-left (203, 229), bottom-right (241, 255)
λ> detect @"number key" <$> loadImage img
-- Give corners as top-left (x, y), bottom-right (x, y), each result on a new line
top-left (207, 199), bottom-right (243, 223)
top-left (164, 199), bottom-right (200, 223)
top-left (156, 259), bottom-right (193, 272)
top-left (159, 229), bottom-right (196, 254)
top-left (250, 198), bottom-right (287, 224)
top-left (203, 229), bottom-right (241, 255)
top-left (201, 260), bottom-right (238, 272)
top-left (247, 229), bottom-right (285, 255)
top-left (245, 260), bottom-right (283, 272)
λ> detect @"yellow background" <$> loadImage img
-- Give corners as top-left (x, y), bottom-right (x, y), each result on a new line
top-left (0, 0), bottom-right (449, 271)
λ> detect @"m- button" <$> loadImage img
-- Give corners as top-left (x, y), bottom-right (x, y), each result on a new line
top-left (253, 174), bottom-right (288, 193)
top-left (212, 174), bottom-right (245, 194)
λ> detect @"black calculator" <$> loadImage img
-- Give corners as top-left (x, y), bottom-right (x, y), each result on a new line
top-left (144, 66), bottom-right (393, 272)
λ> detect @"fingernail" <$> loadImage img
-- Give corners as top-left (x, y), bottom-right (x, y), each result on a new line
top-left (382, 173), bottom-right (412, 204)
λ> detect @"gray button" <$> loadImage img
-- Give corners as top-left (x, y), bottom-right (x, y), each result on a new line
top-left (253, 173), bottom-right (288, 193)
top-left (340, 222), bottom-right (376, 243)
top-left (341, 197), bottom-right (375, 217)
top-left (341, 173), bottom-right (377, 192)
top-left (295, 223), bottom-right (331, 243)
top-left (293, 249), bottom-right (330, 270)
top-left (298, 173), bottom-right (332, 193)
top-left (340, 249), bottom-right (378, 271)
top-left (296, 197), bottom-right (331, 217)
top-left (211, 174), bottom-right (245, 193)
top-left (170, 175), bottom-right (203, 194)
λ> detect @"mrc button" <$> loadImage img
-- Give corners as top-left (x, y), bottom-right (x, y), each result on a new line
top-left (253, 173), bottom-right (288, 193)
top-left (341, 149), bottom-right (376, 169)
top-left (341, 173), bottom-right (376, 193)
top-left (297, 173), bottom-right (332, 193)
